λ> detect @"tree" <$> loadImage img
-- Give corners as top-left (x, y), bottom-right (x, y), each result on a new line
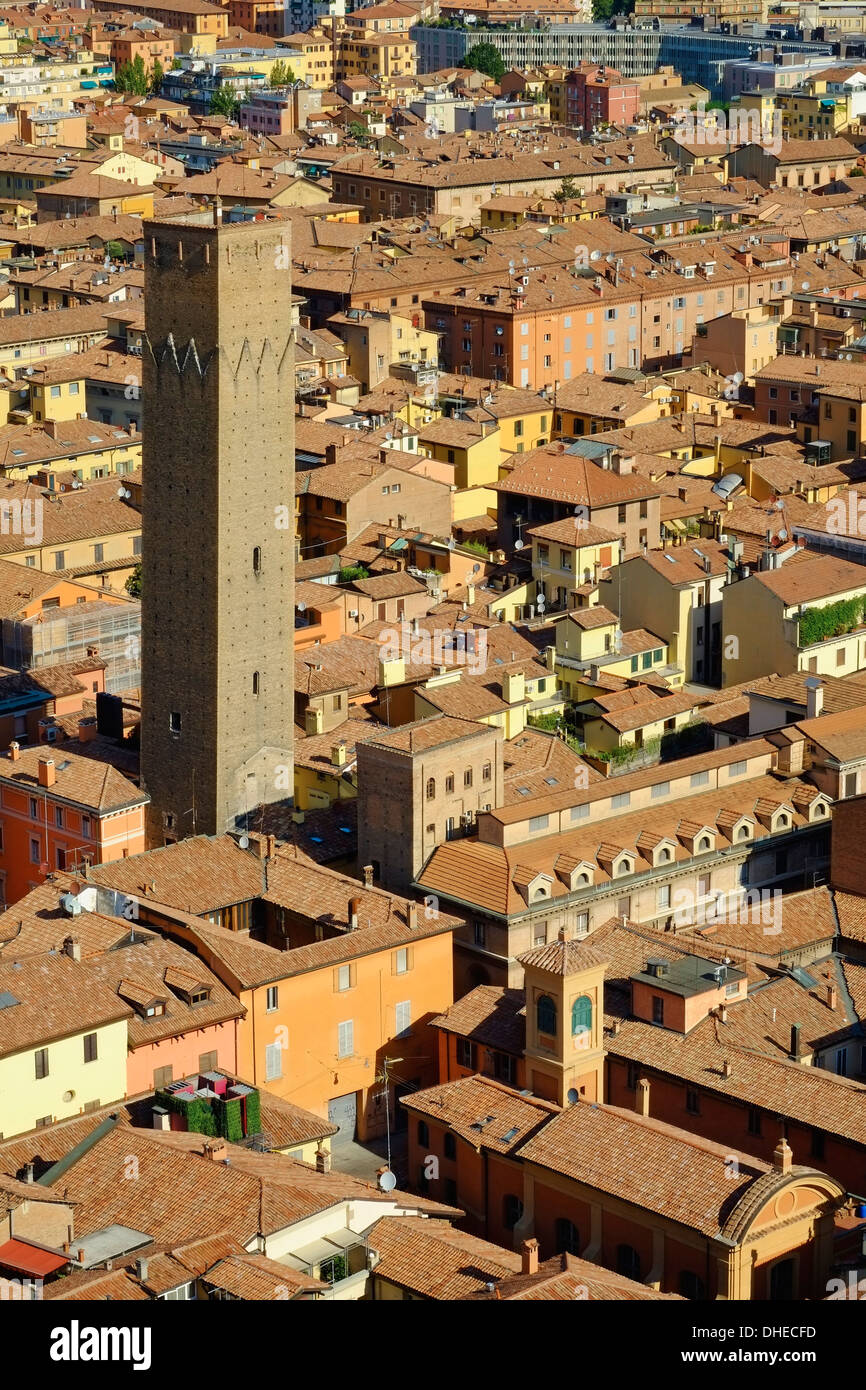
top-left (463, 42), bottom-right (505, 82)
top-left (347, 119), bottom-right (369, 143)
top-left (268, 59), bottom-right (295, 88)
top-left (115, 53), bottom-right (149, 97)
top-left (209, 85), bottom-right (240, 119)
top-left (149, 58), bottom-right (164, 95)
top-left (592, 0), bottom-right (632, 18)
top-left (553, 175), bottom-right (581, 203)
top-left (125, 562), bottom-right (142, 599)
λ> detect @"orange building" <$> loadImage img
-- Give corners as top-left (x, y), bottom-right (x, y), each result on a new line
top-left (0, 743), bottom-right (148, 906)
top-left (89, 837), bottom-right (460, 1143)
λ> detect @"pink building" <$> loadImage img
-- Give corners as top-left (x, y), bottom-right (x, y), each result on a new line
top-left (567, 64), bottom-right (640, 133)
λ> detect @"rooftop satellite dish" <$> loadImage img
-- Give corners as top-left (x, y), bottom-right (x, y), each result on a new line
top-left (802, 281), bottom-right (810, 290)
top-left (514, 538), bottom-right (524, 550)
top-left (732, 372), bottom-right (744, 385)
top-left (238, 834), bottom-right (249, 849)
top-left (472, 563), bottom-right (481, 573)
top-left (297, 601), bottom-right (306, 612)
top-left (378, 1169), bottom-right (397, 1192)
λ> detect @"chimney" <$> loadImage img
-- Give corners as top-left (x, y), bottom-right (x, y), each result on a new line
top-left (790, 1023), bottom-right (802, 1060)
top-left (363, 864), bottom-right (374, 888)
top-left (8, 741), bottom-right (19, 761)
top-left (134, 1257), bottom-right (148, 1280)
top-left (721, 1059), bottom-right (732, 1078)
top-left (77, 717), bottom-right (97, 743)
top-left (38, 757), bottom-right (56, 787)
top-left (773, 1136), bottom-right (793, 1175)
top-left (23, 1161), bottom-right (34, 1184)
top-left (718, 1003), bottom-right (728, 1023)
top-left (331, 741), bottom-right (347, 767)
top-left (348, 896), bottom-right (360, 930)
top-left (806, 679), bottom-right (824, 720)
top-left (636, 1077), bottom-right (650, 1115)
top-left (826, 982), bottom-right (838, 1010)
top-left (63, 936), bottom-right (81, 962)
top-left (407, 901), bottom-right (418, 929)
top-left (521, 1238), bottom-right (539, 1276)
top-left (213, 196), bottom-right (223, 226)
top-left (315, 1144), bottom-right (331, 1174)
top-left (203, 1139), bottom-right (228, 1162)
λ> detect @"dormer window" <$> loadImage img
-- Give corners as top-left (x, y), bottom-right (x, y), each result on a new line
top-left (190, 989), bottom-right (210, 1006)
top-left (616, 859), bottom-right (631, 876)
top-left (737, 824), bottom-right (751, 841)
top-left (698, 836), bottom-right (711, 852)
top-left (776, 813), bottom-right (789, 830)
top-left (145, 1002), bottom-right (165, 1017)
top-left (657, 847), bottom-right (672, 864)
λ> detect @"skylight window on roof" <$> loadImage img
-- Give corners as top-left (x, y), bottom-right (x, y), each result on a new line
top-left (544, 777), bottom-right (559, 786)
top-left (502, 1126), bottom-right (520, 1142)
top-left (0, 991), bottom-right (19, 1010)
top-left (663, 553), bottom-right (676, 563)
top-left (518, 786), bottom-right (530, 795)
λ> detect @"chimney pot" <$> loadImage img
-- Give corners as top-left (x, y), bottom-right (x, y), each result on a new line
top-left (38, 756), bottom-right (56, 787)
top-left (363, 864), bottom-right (374, 888)
top-left (521, 1238), bottom-right (539, 1276)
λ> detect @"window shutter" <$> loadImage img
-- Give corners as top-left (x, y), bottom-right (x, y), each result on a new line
top-left (338, 1020), bottom-right (354, 1058)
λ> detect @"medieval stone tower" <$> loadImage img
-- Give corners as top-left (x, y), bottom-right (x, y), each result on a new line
top-left (140, 213), bottom-right (294, 844)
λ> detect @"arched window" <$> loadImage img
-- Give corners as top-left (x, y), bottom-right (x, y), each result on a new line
top-left (679, 1270), bottom-right (705, 1300)
top-left (658, 847), bottom-right (671, 863)
top-left (571, 995), bottom-right (592, 1039)
top-left (616, 859), bottom-right (631, 876)
top-left (252, 546), bottom-right (262, 575)
top-left (738, 824), bottom-right (750, 840)
top-left (417, 1120), bottom-right (429, 1147)
top-left (503, 1194), bottom-right (523, 1230)
top-left (555, 1218), bottom-right (580, 1255)
top-left (698, 836), bottom-right (711, 852)
top-left (537, 994), bottom-right (557, 1036)
top-left (444, 1133), bottom-right (456, 1161)
top-left (426, 778), bottom-right (435, 800)
top-left (617, 1244), bottom-right (641, 1281)
top-left (776, 813), bottom-right (789, 829)
top-left (576, 872), bottom-right (589, 886)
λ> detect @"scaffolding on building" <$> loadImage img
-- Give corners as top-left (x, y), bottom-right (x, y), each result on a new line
top-left (2, 600), bottom-right (141, 694)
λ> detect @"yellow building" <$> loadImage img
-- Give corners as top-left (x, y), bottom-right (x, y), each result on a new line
top-left (554, 606), bottom-right (672, 700)
top-left (279, 30), bottom-right (335, 89)
top-left (414, 663), bottom-right (559, 739)
top-left (0, 952), bottom-right (130, 1139)
top-left (0, 418), bottom-right (141, 483)
top-left (721, 552), bottom-right (866, 685)
top-left (418, 417), bottom-right (500, 521)
top-left (527, 516), bottom-right (623, 612)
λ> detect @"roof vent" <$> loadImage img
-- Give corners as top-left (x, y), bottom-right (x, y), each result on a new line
top-left (645, 957), bottom-right (670, 978)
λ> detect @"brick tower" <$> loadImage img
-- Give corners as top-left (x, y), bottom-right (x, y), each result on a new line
top-left (140, 212), bottom-right (294, 843)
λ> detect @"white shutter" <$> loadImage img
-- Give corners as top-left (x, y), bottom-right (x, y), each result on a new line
top-left (395, 1001), bottom-right (411, 1037)
top-left (338, 1020), bottom-right (354, 1058)
top-left (265, 1043), bottom-right (282, 1081)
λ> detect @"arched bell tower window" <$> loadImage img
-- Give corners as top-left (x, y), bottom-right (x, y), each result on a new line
top-left (537, 994), bottom-right (557, 1036)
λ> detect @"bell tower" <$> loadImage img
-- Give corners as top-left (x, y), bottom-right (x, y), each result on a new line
top-left (518, 932), bottom-right (607, 1106)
